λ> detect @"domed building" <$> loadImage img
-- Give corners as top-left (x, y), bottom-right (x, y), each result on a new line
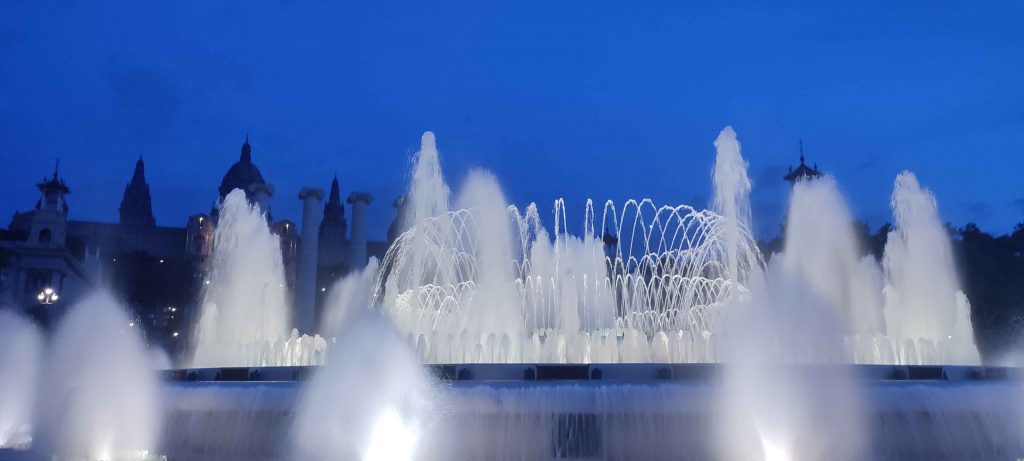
top-left (216, 135), bottom-right (275, 215)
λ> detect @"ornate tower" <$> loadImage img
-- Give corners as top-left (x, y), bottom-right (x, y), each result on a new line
top-left (28, 162), bottom-right (70, 248)
top-left (119, 156), bottom-right (156, 227)
top-left (319, 176), bottom-right (347, 242)
top-left (783, 140), bottom-right (824, 185)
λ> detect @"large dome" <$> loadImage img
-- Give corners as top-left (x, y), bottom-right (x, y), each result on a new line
top-left (218, 138), bottom-right (266, 198)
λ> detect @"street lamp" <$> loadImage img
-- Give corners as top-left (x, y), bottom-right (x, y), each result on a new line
top-left (37, 287), bottom-right (58, 304)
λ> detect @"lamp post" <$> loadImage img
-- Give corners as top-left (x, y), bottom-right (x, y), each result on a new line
top-left (36, 287), bottom-right (59, 304)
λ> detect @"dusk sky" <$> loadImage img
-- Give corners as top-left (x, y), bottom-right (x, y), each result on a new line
top-left (1, 1), bottom-right (1021, 240)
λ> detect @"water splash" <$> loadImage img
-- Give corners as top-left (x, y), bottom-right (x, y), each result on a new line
top-left (35, 290), bottom-right (161, 460)
top-left (192, 189), bottom-right (293, 367)
top-left (778, 176), bottom-right (884, 336)
top-left (0, 310), bottom-right (42, 449)
top-left (883, 172), bottom-right (979, 364)
top-left (712, 126), bottom-right (754, 283)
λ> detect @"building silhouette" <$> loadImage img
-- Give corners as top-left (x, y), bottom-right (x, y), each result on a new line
top-left (783, 140), bottom-right (823, 185)
top-left (0, 137), bottom-right (393, 347)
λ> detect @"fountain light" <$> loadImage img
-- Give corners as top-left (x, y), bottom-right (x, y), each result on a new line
top-left (364, 408), bottom-right (417, 461)
top-left (759, 434), bottom-right (791, 461)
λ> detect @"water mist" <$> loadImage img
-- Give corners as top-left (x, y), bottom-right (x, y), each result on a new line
top-left (192, 189), bottom-right (291, 367)
top-left (36, 290), bottom-right (161, 461)
top-left (778, 177), bottom-right (884, 337)
top-left (291, 310), bottom-right (432, 461)
top-left (883, 171), bottom-right (979, 364)
top-left (718, 268), bottom-right (866, 461)
top-left (0, 310), bottom-right (43, 449)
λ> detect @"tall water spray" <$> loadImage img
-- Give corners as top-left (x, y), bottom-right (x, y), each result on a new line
top-left (0, 310), bottom-right (42, 449)
top-left (454, 170), bottom-right (523, 344)
top-left (36, 290), bottom-right (161, 460)
top-left (408, 131), bottom-right (451, 228)
top-left (721, 177), bottom-right (870, 460)
top-left (883, 171), bottom-right (979, 364)
top-left (192, 189), bottom-right (291, 367)
top-left (778, 177), bottom-right (884, 336)
top-left (712, 126), bottom-right (753, 283)
top-left (715, 142), bottom-right (865, 459)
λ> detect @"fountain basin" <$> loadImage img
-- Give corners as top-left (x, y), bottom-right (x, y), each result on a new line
top-left (155, 364), bottom-right (1024, 460)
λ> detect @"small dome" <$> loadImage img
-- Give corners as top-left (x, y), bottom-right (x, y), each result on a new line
top-left (218, 137), bottom-right (267, 198)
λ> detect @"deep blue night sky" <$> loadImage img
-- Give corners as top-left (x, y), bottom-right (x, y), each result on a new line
top-left (1, 1), bottom-right (1022, 240)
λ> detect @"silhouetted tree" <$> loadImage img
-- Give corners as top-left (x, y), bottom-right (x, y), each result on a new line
top-left (956, 223), bottom-right (1024, 360)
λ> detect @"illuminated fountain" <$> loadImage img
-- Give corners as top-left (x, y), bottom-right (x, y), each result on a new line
top-left (376, 129), bottom-right (979, 366)
top-left (13, 127), bottom-right (996, 461)
top-left (377, 130), bottom-right (761, 364)
top-left (191, 189), bottom-right (327, 368)
top-left (0, 310), bottom-right (42, 450)
top-left (34, 290), bottom-right (162, 461)
top-left (183, 127), bottom-right (979, 369)
top-left (882, 171), bottom-right (980, 364)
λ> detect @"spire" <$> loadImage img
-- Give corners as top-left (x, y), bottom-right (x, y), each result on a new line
top-left (131, 155), bottom-right (146, 184)
top-left (783, 139), bottom-right (824, 185)
top-left (120, 155), bottom-right (155, 227)
top-left (38, 158), bottom-right (69, 194)
top-left (240, 134), bottom-right (252, 162)
top-left (320, 175), bottom-right (347, 241)
top-left (328, 175), bottom-right (342, 204)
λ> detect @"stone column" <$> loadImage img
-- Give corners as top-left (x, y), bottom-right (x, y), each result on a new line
top-left (347, 192), bottom-right (373, 270)
top-left (296, 187), bottom-right (324, 334)
top-left (249, 182), bottom-right (276, 219)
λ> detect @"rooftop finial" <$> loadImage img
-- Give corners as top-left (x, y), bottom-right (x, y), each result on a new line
top-left (799, 139), bottom-right (805, 165)
top-left (240, 134), bottom-right (252, 162)
top-left (53, 158), bottom-right (60, 180)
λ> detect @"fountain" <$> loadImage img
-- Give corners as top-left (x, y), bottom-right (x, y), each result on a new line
top-left (7, 127), bottom-right (1013, 460)
top-left (883, 171), bottom-right (980, 364)
top-left (377, 129), bottom-right (763, 364)
top-left (191, 189), bottom-right (326, 367)
top-left (375, 128), bottom-right (977, 366)
top-left (33, 290), bottom-right (161, 461)
top-left (0, 311), bottom-right (42, 450)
